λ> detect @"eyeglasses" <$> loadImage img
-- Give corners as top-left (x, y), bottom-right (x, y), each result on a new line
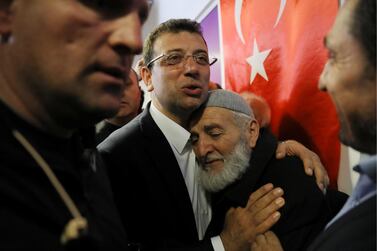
top-left (146, 51), bottom-right (217, 68)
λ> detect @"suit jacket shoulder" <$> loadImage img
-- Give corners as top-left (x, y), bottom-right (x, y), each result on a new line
top-left (97, 105), bottom-right (208, 250)
top-left (308, 193), bottom-right (376, 251)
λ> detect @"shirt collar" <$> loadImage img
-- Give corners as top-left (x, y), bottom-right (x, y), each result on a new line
top-left (150, 102), bottom-right (191, 154)
top-left (353, 155), bottom-right (376, 183)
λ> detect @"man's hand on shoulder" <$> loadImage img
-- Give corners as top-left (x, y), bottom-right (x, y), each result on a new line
top-left (275, 140), bottom-right (330, 192)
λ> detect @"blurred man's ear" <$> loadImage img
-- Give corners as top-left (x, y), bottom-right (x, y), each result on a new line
top-left (0, 0), bottom-right (14, 43)
top-left (141, 66), bottom-right (154, 92)
top-left (248, 120), bottom-right (260, 149)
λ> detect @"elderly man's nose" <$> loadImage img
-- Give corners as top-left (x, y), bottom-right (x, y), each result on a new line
top-left (197, 139), bottom-right (213, 157)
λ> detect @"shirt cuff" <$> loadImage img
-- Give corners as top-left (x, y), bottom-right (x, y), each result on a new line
top-left (211, 236), bottom-right (225, 251)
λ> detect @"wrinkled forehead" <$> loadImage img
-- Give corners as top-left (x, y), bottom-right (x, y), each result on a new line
top-left (153, 31), bottom-right (208, 55)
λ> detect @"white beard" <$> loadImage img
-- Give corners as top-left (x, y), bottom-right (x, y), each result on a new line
top-left (198, 139), bottom-right (251, 193)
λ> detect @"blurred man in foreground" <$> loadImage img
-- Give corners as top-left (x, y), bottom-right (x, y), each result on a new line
top-left (252, 0), bottom-right (376, 250)
top-left (0, 0), bottom-right (148, 249)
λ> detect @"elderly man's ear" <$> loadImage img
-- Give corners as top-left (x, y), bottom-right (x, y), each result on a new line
top-left (248, 120), bottom-right (260, 148)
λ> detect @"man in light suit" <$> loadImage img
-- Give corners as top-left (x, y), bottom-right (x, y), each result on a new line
top-left (98, 19), bottom-right (329, 251)
top-left (252, 0), bottom-right (376, 250)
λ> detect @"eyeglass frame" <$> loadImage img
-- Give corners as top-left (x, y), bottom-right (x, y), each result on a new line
top-left (146, 52), bottom-right (218, 68)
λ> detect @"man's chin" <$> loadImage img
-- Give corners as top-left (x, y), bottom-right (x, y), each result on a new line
top-left (204, 161), bottom-right (224, 173)
top-left (340, 133), bottom-right (376, 155)
top-left (198, 165), bottom-right (235, 193)
top-left (181, 96), bottom-right (206, 111)
top-left (99, 99), bottom-right (123, 116)
top-left (82, 102), bottom-right (120, 125)
top-left (198, 140), bottom-right (251, 193)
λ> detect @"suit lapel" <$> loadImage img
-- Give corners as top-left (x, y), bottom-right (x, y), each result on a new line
top-left (139, 105), bottom-right (198, 239)
top-left (308, 195), bottom-right (376, 250)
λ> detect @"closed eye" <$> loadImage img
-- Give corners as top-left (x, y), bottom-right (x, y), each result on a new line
top-left (207, 129), bottom-right (223, 138)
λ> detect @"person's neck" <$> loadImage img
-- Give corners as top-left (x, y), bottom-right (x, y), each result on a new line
top-left (0, 84), bottom-right (74, 139)
top-left (2, 97), bottom-right (74, 138)
top-left (151, 101), bottom-right (191, 128)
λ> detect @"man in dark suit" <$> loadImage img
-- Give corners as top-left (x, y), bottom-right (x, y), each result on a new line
top-left (251, 0), bottom-right (376, 250)
top-left (189, 89), bottom-right (346, 251)
top-left (98, 19), bottom-right (330, 251)
top-left (99, 19), bottom-right (280, 251)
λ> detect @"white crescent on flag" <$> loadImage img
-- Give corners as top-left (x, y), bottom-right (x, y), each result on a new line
top-left (274, 0), bottom-right (287, 28)
top-left (235, 0), bottom-right (287, 44)
top-left (235, 0), bottom-right (245, 44)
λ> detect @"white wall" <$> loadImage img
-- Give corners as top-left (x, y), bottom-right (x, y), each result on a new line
top-left (143, 0), bottom-right (215, 39)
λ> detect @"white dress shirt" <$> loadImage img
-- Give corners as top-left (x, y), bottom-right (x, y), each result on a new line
top-left (150, 103), bottom-right (212, 239)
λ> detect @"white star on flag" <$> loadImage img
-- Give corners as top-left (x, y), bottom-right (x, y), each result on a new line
top-left (246, 38), bottom-right (272, 84)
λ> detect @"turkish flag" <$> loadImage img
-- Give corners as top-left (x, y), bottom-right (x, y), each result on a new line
top-left (219, 0), bottom-right (340, 187)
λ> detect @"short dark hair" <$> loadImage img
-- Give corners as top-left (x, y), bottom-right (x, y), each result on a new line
top-left (143, 19), bottom-right (205, 68)
top-left (351, 0), bottom-right (376, 73)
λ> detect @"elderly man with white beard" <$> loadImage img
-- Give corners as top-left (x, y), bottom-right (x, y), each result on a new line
top-left (189, 89), bottom-right (347, 251)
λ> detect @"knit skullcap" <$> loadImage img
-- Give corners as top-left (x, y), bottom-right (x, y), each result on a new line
top-left (203, 89), bottom-right (253, 117)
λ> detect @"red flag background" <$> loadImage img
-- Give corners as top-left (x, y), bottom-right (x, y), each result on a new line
top-left (219, 0), bottom-right (340, 187)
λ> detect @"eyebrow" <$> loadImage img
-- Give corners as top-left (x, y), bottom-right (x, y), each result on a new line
top-left (204, 124), bottom-right (222, 131)
top-left (164, 49), bottom-right (185, 54)
top-left (138, 1), bottom-right (150, 24)
top-left (163, 48), bottom-right (208, 55)
top-left (193, 49), bottom-right (209, 55)
top-left (323, 36), bottom-right (328, 47)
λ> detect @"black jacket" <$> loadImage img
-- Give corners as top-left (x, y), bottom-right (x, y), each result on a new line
top-left (0, 101), bottom-right (128, 250)
top-left (98, 104), bottom-right (213, 251)
top-left (205, 129), bottom-right (347, 251)
top-left (308, 157), bottom-right (376, 251)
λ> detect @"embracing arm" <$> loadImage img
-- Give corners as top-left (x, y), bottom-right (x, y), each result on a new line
top-left (275, 140), bottom-right (329, 192)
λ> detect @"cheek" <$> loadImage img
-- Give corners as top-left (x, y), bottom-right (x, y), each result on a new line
top-left (192, 147), bottom-right (199, 157)
top-left (217, 139), bottom-right (237, 156)
top-left (203, 68), bottom-right (211, 80)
